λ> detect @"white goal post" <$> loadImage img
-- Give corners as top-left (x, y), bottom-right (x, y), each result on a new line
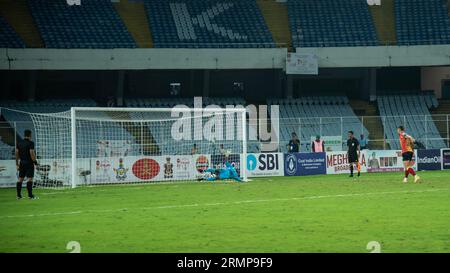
top-left (64, 107), bottom-right (246, 188)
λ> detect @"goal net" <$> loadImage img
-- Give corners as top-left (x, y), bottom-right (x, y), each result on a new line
top-left (2, 107), bottom-right (248, 188)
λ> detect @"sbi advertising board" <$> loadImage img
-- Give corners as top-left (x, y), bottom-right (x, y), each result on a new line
top-left (246, 153), bottom-right (284, 177)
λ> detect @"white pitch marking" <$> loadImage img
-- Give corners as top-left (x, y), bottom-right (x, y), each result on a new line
top-left (1, 188), bottom-right (448, 219)
top-left (38, 180), bottom-right (248, 195)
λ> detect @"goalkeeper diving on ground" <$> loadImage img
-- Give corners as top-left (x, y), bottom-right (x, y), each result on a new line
top-left (197, 159), bottom-right (242, 182)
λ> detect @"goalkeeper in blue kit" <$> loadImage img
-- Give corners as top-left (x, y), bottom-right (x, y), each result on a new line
top-left (198, 160), bottom-right (242, 182)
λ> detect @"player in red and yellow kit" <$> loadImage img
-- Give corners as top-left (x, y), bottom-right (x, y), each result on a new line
top-left (397, 126), bottom-right (420, 183)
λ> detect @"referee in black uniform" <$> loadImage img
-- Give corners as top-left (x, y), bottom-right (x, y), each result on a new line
top-left (15, 129), bottom-right (38, 199)
top-left (347, 131), bottom-right (360, 178)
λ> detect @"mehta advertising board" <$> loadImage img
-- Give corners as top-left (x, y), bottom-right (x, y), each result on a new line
top-left (326, 150), bottom-right (368, 174)
top-left (246, 153), bottom-right (284, 177)
top-left (284, 152), bottom-right (326, 176)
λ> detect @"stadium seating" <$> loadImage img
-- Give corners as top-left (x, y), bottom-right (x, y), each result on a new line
top-left (0, 16), bottom-right (26, 48)
top-left (0, 99), bottom-right (140, 158)
top-left (377, 93), bottom-right (446, 149)
top-left (395, 0), bottom-right (450, 45)
top-left (1, 0), bottom-right (449, 48)
top-left (125, 97), bottom-right (258, 154)
top-left (125, 97), bottom-right (246, 108)
top-left (287, 0), bottom-right (379, 47)
top-left (144, 0), bottom-right (275, 48)
top-left (28, 0), bottom-right (136, 48)
top-left (126, 97), bottom-right (195, 108)
top-left (0, 136), bottom-right (14, 160)
top-left (268, 96), bottom-right (368, 152)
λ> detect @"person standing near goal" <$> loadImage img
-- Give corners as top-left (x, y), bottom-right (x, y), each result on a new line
top-left (397, 126), bottom-right (420, 183)
top-left (15, 129), bottom-right (38, 200)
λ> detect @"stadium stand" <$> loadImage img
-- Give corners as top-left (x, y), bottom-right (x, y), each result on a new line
top-left (113, 0), bottom-right (153, 48)
top-left (269, 96), bottom-right (369, 152)
top-left (126, 97), bottom-right (195, 108)
top-left (0, 0), bottom-right (44, 48)
top-left (377, 93), bottom-right (446, 149)
top-left (0, 136), bottom-right (14, 160)
top-left (0, 99), bottom-right (96, 140)
top-left (0, 99), bottom-right (140, 158)
top-left (125, 97), bottom-right (247, 107)
top-left (395, 0), bottom-right (450, 45)
top-left (125, 97), bottom-right (258, 154)
top-left (368, 0), bottom-right (397, 45)
top-left (256, 0), bottom-right (292, 48)
top-left (0, 0), bottom-right (448, 48)
top-left (0, 16), bottom-right (26, 48)
top-left (144, 0), bottom-right (275, 48)
top-left (28, 0), bottom-right (136, 48)
top-left (288, 0), bottom-right (379, 48)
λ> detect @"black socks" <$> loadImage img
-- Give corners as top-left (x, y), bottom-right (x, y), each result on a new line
top-left (17, 181), bottom-right (33, 198)
top-left (27, 181), bottom-right (33, 198)
top-left (16, 182), bottom-right (22, 197)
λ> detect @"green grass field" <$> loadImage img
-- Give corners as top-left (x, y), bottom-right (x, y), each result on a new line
top-left (1, 171), bottom-right (450, 253)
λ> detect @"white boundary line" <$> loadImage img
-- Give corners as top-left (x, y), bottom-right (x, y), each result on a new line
top-left (36, 180), bottom-right (251, 195)
top-left (2, 188), bottom-right (448, 219)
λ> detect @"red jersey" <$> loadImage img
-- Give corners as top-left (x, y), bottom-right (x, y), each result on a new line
top-left (399, 132), bottom-right (413, 153)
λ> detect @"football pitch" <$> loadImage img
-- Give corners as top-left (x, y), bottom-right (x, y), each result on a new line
top-left (1, 171), bottom-right (449, 253)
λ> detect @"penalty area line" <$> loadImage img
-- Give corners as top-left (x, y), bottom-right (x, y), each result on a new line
top-left (1, 188), bottom-right (449, 219)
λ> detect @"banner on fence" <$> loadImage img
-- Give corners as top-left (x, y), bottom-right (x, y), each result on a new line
top-left (284, 152), bottom-right (326, 176)
top-left (211, 154), bottom-right (242, 176)
top-left (246, 153), bottom-right (284, 177)
top-left (366, 150), bottom-right (417, 173)
top-left (417, 149), bottom-right (442, 171)
top-left (0, 160), bottom-right (17, 187)
top-left (286, 52), bottom-right (318, 75)
top-left (441, 149), bottom-right (450, 170)
top-left (326, 150), bottom-right (368, 175)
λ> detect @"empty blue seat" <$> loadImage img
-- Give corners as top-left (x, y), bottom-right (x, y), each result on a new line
top-left (0, 16), bottom-right (26, 48)
top-left (377, 93), bottom-right (446, 149)
top-left (287, 0), bottom-right (379, 48)
top-left (144, 0), bottom-right (274, 48)
top-left (395, 0), bottom-right (450, 45)
top-left (28, 0), bottom-right (136, 48)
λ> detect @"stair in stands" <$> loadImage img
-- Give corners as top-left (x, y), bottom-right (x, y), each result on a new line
top-left (114, 0), bottom-right (153, 48)
top-left (368, 0), bottom-right (396, 45)
top-left (0, 116), bottom-right (17, 147)
top-left (448, 0), bottom-right (450, 17)
top-left (124, 123), bottom-right (160, 155)
top-left (349, 100), bottom-right (387, 149)
top-left (256, 0), bottom-right (292, 49)
top-left (430, 99), bottom-right (450, 144)
top-left (107, 112), bottom-right (160, 155)
top-left (0, 0), bottom-right (43, 47)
